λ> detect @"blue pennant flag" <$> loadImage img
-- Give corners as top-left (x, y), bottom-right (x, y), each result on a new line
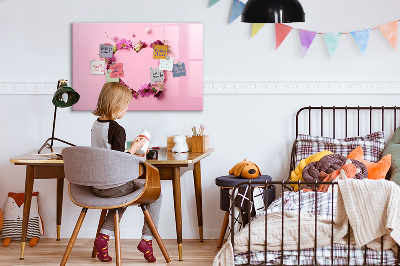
top-left (351, 29), bottom-right (370, 55)
top-left (209, 0), bottom-right (220, 7)
top-left (229, 0), bottom-right (245, 24)
top-left (323, 33), bottom-right (341, 58)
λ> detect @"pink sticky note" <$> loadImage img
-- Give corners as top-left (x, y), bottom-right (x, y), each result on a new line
top-left (110, 63), bottom-right (124, 78)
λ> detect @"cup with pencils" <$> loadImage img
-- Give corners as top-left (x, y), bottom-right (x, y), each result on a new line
top-left (191, 124), bottom-right (209, 152)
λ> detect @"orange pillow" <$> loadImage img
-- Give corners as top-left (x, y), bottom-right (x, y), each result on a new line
top-left (347, 146), bottom-right (391, 180)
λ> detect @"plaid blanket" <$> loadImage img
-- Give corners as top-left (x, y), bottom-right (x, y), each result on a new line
top-left (234, 191), bottom-right (397, 265)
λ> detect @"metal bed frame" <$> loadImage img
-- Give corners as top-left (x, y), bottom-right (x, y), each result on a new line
top-left (230, 106), bottom-right (400, 266)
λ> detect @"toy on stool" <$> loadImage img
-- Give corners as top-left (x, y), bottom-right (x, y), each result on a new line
top-left (1, 192), bottom-right (44, 247)
top-left (229, 159), bottom-right (261, 179)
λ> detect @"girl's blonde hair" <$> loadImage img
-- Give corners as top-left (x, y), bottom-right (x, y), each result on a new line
top-left (93, 82), bottom-right (132, 120)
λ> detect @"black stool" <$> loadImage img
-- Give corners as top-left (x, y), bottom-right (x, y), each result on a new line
top-left (215, 175), bottom-right (275, 248)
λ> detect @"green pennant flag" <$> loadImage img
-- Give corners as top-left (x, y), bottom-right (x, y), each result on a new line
top-left (209, 0), bottom-right (220, 7)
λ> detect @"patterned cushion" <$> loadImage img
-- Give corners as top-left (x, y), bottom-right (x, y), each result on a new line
top-left (294, 131), bottom-right (385, 167)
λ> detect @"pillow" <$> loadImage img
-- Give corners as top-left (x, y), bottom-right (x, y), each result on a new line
top-left (382, 126), bottom-right (400, 184)
top-left (295, 131), bottom-right (385, 166)
top-left (347, 146), bottom-right (391, 180)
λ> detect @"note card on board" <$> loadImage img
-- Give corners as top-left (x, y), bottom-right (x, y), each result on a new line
top-left (99, 44), bottom-right (113, 58)
top-left (173, 63), bottom-right (186, 77)
top-left (159, 57), bottom-right (174, 71)
top-left (110, 63), bottom-right (124, 78)
top-left (150, 68), bottom-right (165, 82)
top-left (153, 45), bottom-right (168, 59)
top-left (90, 60), bottom-right (106, 75)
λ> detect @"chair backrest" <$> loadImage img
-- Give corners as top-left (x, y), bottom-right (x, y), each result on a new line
top-left (62, 146), bottom-right (145, 187)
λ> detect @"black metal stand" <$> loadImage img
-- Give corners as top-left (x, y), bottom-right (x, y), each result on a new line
top-left (37, 104), bottom-right (75, 154)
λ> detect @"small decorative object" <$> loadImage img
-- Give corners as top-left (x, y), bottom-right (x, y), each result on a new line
top-left (146, 149), bottom-right (158, 160)
top-left (38, 79), bottom-right (80, 154)
top-left (135, 129), bottom-right (150, 155)
top-left (145, 27), bottom-right (151, 34)
top-left (1, 192), bottom-right (44, 247)
top-left (172, 135), bottom-right (189, 153)
top-left (229, 159), bottom-right (261, 179)
top-left (191, 124), bottom-right (209, 152)
top-left (167, 135), bottom-right (192, 151)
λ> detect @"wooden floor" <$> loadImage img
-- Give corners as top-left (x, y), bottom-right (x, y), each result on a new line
top-left (0, 239), bottom-right (221, 265)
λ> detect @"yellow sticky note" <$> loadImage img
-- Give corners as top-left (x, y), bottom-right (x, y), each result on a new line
top-left (153, 45), bottom-right (168, 59)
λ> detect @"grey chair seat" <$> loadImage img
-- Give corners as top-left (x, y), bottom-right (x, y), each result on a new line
top-left (69, 180), bottom-right (145, 208)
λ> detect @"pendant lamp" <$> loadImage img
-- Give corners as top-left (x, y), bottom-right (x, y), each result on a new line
top-left (38, 79), bottom-right (80, 154)
top-left (241, 0), bottom-right (305, 23)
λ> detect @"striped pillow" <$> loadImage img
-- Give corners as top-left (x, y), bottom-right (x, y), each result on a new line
top-left (294, 131), bottom-right (385, 166)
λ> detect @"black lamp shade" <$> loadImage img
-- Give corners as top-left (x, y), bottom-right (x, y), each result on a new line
top-left (241, 0), bottom-right (305, 23)
top-left (52, 85), bottom-right (80, 108)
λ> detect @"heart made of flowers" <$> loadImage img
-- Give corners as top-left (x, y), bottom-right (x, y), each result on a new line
top-left (102, 37), bottom-right (171, 99)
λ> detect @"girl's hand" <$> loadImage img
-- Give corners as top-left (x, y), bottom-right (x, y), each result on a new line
top-left (134, 148), bottom-right (149, 157)
top-left (129, 137), bottom-right (147, 155)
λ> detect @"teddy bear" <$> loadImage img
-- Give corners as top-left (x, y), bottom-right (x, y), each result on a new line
top-left (229, 159), bottom-right (261, 179)
top-left (172, 135), bottom-right (189, 153)
top-left (1, 192), bottom-right (44, 247)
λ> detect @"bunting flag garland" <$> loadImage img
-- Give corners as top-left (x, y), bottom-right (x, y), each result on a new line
top-left (275, 23), bottom-right (293, 49)
top-left (323, 33), bottom-right (341, 58)
top-left (351, 29), bottom-right (370, 55)
top-left (209, 0), bottom-right (220, 8)
top-left (229, 0), bottom-right (245, 24)
top-left (251, 23), bottom-right (266, 38)
top-left (298, 29), bottom-right (317, 58)
top-left (378, 21), bottom-right (398, 50)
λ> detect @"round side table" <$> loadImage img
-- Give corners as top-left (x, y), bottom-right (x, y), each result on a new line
top-left (215, 175), bottom-right (275, 248)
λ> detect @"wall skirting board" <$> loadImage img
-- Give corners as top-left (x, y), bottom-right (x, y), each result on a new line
top-left (0, 81), bottom-right (400, 95)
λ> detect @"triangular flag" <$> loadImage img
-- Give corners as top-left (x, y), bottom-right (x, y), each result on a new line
top-left (298, 29), bottom-right (317, 58)
top-left (275, 23), bottom-right (293, 49)
top-left (209, 0), bottom-right (220, 7)
top-left (323, 33), bottom-right (341, 58)
top-left (351, 29), bottom-right (370, 55)
top-left (229, 0), bottom-right (245, 24)
top-left (378, 21), bottom-right (398, 50)
top-left (251, 23), bottom-right (265, 38)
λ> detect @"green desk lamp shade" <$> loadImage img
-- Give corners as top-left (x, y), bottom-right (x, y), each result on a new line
top-left (52, 85), bottom-right (80, 108)
top-left (38, 80), bottom-right (80, 154)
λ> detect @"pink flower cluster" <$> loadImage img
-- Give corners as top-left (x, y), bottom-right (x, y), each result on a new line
top-left (116, 38), bottom-right (133, 50)
top-left (138, 82), bottom-right (164, 98)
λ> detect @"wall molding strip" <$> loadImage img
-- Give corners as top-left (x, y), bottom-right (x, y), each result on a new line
top-left (0, 81), bottom-right (399, 95)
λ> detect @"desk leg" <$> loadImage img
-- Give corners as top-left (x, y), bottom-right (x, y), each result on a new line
top-left (172, 167), bottom-right (183, 261)
top-left (20, 165), bottom-right (35, 259)
top-left (193, 161), bottom-right (203, 242)
top-left (56, 178), bottom-right (64, 241)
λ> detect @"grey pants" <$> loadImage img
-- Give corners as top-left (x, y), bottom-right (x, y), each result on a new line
top-left (92, 180), bottom-right (162, 240)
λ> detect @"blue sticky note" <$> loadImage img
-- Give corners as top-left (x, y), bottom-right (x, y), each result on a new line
top-left (99, 44), bottom-right (113, 58)
top-left (172, 63), bottom-right (186, 77)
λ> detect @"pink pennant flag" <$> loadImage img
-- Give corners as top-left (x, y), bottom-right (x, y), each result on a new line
top-left (298, 29), bottom-right (317, 58)
top-left (275, 23), bottom-right (293, 49)
top-left (378, 21), bottom-right (398, 50)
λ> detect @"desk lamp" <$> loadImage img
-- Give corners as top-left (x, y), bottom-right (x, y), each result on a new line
top-left (241, 0), bottom-right (305, 23)
top-left (38, 79), bottom-right (80, 154)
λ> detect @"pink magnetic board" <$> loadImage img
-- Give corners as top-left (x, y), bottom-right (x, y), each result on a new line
top-left (72, 23), bottom-right (203, 111)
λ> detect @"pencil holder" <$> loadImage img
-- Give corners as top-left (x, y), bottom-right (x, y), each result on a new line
top-left (191, 135), bottom-right (209, 153)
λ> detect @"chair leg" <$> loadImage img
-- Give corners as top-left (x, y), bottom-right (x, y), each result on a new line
top-left (217, 211), bottom-right (230, 248)
top-left (141, 205), bottom-right (171, 263)
top-left (91, 209), bottom-right (108, 258)
top-left (114, 209), bottom-right (121, 266)
top-left (60, 208), bottom-right (88, 266)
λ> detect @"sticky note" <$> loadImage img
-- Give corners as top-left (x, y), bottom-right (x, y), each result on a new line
top-left (106, 72), bottom-right (120, 82)
top-left (153, 45), bottom-right (168, 59)
top-left (150, 68), bottom-right (165, 82)
top-left (173, 63), bottom-right (186, 77)
top-left (90, 60), bottom-right (106, 75)
top-left (99, 44), bottom-right (114, 58)
top-left (159, 57), bottom-right (174, 71)
top-left (110, 63), bottom-right (124, 78)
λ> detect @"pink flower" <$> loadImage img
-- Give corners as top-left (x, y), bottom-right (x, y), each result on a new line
top-left (150, 40), bottom-right (164, 48)
top-left (138, 83), bottom-right (153, 97)
top-left (145, 27), bottom-right (151, 34)
top-left (116, 38), bottom-right (133, 50)
top-left (111, 36), bottom-right (119, 42)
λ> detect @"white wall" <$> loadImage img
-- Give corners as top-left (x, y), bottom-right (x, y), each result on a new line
top-left (1, 0), bottom-right (400, 239)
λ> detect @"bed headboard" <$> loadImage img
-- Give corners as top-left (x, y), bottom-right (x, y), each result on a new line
top-left (290, 106), bottom-right (400, 179)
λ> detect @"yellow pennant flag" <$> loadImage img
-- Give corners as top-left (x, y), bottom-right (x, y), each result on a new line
top-left (251, 23), bottom-right (266, 38)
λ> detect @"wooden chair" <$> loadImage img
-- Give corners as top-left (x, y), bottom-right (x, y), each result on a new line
top-left (60, 146), bottom-right (171, 265)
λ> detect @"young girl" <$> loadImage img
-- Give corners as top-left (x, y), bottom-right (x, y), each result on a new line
top-left (91, 82), bottom-right (162, 263)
